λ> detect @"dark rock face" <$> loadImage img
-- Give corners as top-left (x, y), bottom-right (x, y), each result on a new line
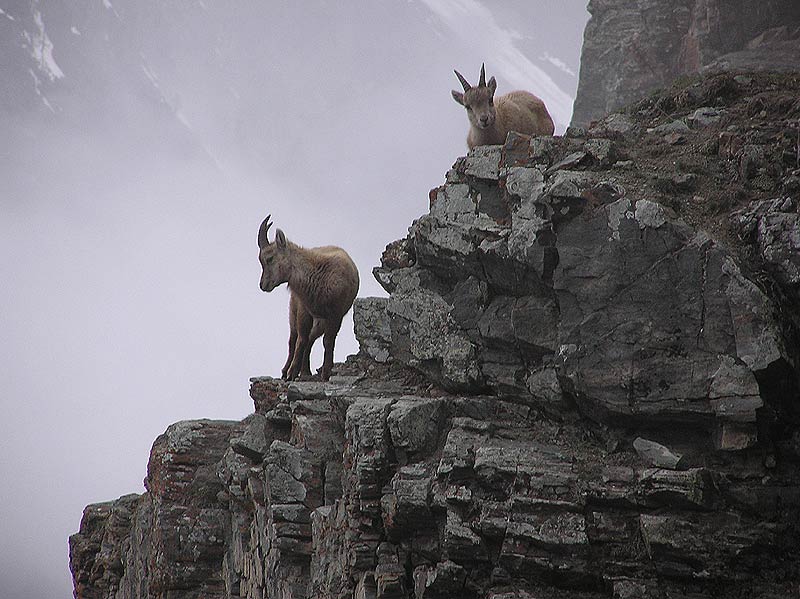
top-left (71, 73), bottom-right (800, 599)
top-left (572, 0), bottom-right (800, 127)
top-left (69, 493), bottom-right (141, 599)
top-left (734, 197), bottom-right (800, 293)
top-left (371, 85), bottom-right (799, 451)
top-left (70, 420), bottom-right (246, 599)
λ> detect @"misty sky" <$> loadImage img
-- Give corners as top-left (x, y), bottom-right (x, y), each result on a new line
top-left (0, 2), bottom-right (590, 597)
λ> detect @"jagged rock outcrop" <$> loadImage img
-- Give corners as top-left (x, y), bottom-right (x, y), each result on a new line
top-left (70, 420), bottom-right (248, 598)
top-left (367, 71), bottom-right (800, 454)
top-left (571, 0), bottom-right (800, 127)
top-left (71, 72), bottom-right (800, 599)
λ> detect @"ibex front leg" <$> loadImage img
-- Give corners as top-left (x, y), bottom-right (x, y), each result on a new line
top-left (286, 305), bottom-right (313, 381)
top-left (281, 295), bottom-right (301, 380)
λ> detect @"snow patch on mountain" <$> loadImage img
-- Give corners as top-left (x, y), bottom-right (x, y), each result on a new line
top-left (141, 63), bottom-right (160, 89)
top-left (102, 0), bottom-right (121, 20)
top-left (540, 51), bottom-right (576, 77)
top-left (25, 10), bottom-right (65, 81)
top-left (28, 69), bottom-right (56, 112)
top-left (175, 109), bottom-right (191, 129)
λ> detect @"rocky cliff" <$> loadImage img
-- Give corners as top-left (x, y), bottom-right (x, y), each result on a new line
top-left (571, 0), bottom-right (800, 127)
top-left (70, 71), bottom-right (800, 598)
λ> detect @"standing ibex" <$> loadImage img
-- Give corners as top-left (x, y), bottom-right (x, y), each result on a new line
top-left (451, 63), bottom-right (554, 149)
top-left (257, 215), bottom-right (359, 381)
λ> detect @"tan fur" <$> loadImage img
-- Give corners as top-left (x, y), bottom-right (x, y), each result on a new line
top-left (452, 65), bottom-right (554, 149)
top-left (258, 218), bottom-right (359, 381)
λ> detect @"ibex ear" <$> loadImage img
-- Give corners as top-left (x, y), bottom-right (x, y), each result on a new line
top-left (451, 90), bottom-right (465, 105)
top-left (275, 229), bottom-right (288, 250)
top-left (487, 76), bottom-right (497, 95)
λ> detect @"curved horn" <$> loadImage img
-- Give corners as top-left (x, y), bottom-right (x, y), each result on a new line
top-left (454, 69), bottom-right (471, 92)
top-left (258, 214), bottom-right (272, 248)
top-left (479, 63), bottom-right (486, 87)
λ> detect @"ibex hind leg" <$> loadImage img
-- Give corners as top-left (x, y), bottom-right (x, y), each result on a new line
top-left (303, 319), bottom-right (324, 378)
top-left (320, 317), bottom-right (343, 382)
top-left (292, 319), bottom-right (325, 380)
top-left (296, 319), bottom-right (323, 380)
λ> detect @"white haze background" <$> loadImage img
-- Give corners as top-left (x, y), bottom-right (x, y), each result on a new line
top-left (0, 1), bottom-right (589, 597)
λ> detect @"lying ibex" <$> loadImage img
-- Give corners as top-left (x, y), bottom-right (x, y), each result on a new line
top-left (451, 63), bottom-right (554, 149)
top-left (257, 215), bottom-right (359, 381)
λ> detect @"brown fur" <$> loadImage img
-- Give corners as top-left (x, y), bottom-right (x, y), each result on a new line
top-left (452, 64), bottom-right (554, 149)
top-left (258, 217), bottom-right (359, 381)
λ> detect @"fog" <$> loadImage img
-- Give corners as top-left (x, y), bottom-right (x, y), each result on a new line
top-left (0, 2), bottom-right (589, 596)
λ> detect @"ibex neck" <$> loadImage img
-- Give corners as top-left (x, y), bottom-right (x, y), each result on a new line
top-left (286, 243), bottom-right (318, 297)
top-left (472, 122), bottom-right (505, 146)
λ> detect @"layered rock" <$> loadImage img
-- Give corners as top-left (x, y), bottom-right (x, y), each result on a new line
top-left (572, 0), bottom-right (800, 127)
top-left (72, 364), bottom-right (800, 598)
top-left (70, 420), bottom-right (246, 598)
top-left (367, 72), bottom-right (800, 454)
top-left (72, 73), bottom-right (800, 599)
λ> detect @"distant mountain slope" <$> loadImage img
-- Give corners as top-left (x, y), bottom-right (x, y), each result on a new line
top-left (571, 0), bottom-right (800, 127)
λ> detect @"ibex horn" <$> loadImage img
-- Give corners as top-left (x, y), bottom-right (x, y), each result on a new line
top-left (479, 63), bottom-right (486, 87)
top-left (454, 69), bottom-right (471, 92)
top-left (258, 214), bottom-right (272, 248)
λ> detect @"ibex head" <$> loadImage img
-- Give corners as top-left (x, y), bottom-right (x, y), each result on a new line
top-left (451, 63), bottom-right (498, 130)
top-left (257, 214), bottom-right (291, 292)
